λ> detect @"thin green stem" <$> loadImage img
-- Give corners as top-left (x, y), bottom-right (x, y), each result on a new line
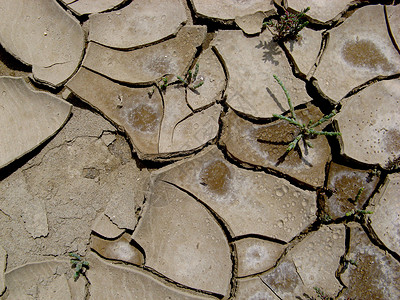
top-left (177, 75), bottom-right (187, 85)
top-left (305, 140), bottom-right (313, 148)
top-left (307, 129), bottom-right (341, 136)
top-left (354, 187), bottom-right (364, 203)
top-left (192, 81), bottom-right (204, 89)
top-left (193, 63), bottom-right (200, 82)
top-left (286, 134), bottom-right (303, 153)
top-left (273, 75), bottom-right (296, 120)
top-left (273, 114), bottom-right (302, 127)
top-left (310, 109), bottom-right (338, 128)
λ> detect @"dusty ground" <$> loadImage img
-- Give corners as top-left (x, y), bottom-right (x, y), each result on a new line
top-left (0, 0), bottom-right (400, 299)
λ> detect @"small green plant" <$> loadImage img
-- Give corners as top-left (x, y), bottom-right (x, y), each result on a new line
top-left (345, 186), bottom-right (373, 216)
top-left (320, 214), bottom-right (332, 222)
top-left (345, 209), bottom-right (373, 217)
top-left (348, 187), bottom-right (364, 204)
top-left (69, 252), bottom-right (89, 281)
top-left (159, 76), bottom-right (169, 90)
top-left (177, 63), bottom-right (204, 90)
top-left (264, 7), bottom-right (310, 41)
top-left (271, 75), bottom-right (341, 155)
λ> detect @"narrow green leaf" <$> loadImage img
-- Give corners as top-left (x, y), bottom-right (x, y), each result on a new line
top-left (192, 81), bottom-right (204, 89)
top-left (307, 129), bottom-right (341, 136)
top-left (305, 140), bottom-right (313, 148)
top-left (357, 210), bottom-right (373, 215)
top-left (193, 63), bottom-right (200, 81)
top-left (354, 187), bottom-right (364, 203)
top-left (273, 114), bottom-right (301, 127)
top-left (69, 252), bottom-right (81, 260)
top-left (177, 76), bottom-right (187, 85)
top-left (273, 75), bottom-right (297, 120)
top-left (286, 134), bottom-right (302, 153)
top-left (310, 109), bottom-right (337, 128)
top-left (345, 210), bottom-right (354, 217)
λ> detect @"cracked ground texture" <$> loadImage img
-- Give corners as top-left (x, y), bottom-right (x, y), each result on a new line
top-left (0, 0), bottom-right (400, 299)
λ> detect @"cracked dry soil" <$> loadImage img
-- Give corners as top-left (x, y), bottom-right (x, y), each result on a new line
top-left (0, 0), bottom-right (400, 299)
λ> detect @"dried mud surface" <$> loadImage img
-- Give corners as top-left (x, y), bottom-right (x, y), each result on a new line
top-left (0, 1), bottom-right (399, 299)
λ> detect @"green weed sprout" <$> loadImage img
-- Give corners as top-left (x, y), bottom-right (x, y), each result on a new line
top-left (349, 187), bottom-right (364, 204)
top-left (69, 253), bottom-right (89, 281)
top-left (345, 187), bottom-right (373, 216)
top-left (177, 63), bottom-right (204, 90)
top-left (320, 214), bottom-right (332, 223)
top-left (264, 7), bottom-right (310, 41)
top-left (345, 209), bottom-right (373, 217)
top-left (160, 76), bottom-right (169, 90)
top-left (272, 75), bottom-right (341, 155)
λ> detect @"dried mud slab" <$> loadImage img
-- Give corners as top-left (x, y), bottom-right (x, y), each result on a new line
top-left (261, 224), bottom-right (345, 299)
top-left (283, 28), bottom-right (323, 78)
top-left (4, 261), bottom-right (73, 299)
top-left (67, 68), bottom-right (221, 158)
top-left (289, 224), bottom-right (345, 298)
top-left (87, 254), bottom-right (216, 299)
top-left (169, 104), bottom-right (220, 152)
top-left (236, 277), bottom-right (279, 299)
top-left (235, 11), bottom-right (266, 35)
top-left (221, 106), bottom-right (331, 187)
top-left (234, 238), bottom-right (286, 277)
top-left (313, 5), bottom-right (400, 101)
top-left (89, 0), bottom-right (187, 49)
top-left (323, 163), bottom-right (380, 220)
top-left (340, 223), bottom-right (400, 299)
top-left (155, 146), bottom-right (317, 242)
top-left (67, 68), bottom-right (162, 156)
top-left (213, 30), bottom-right (311, 119)
top-left (131, 180), bottom-right (231, 296)
top-left (186, 48), bottom-right (226, 111)
top-left (190, 0), bottom-right (274, 22)
top-left (0, 77), bottom-right (71, 169)
top-left (334, 79), bottom-right (400, 167)
top-left (61, 0), bottom-right (125, 15)
top-left (83, 26), bottom-right (207, 85)
top-left (286, 0), bottom-right (351, 24)
top-left (368, 173), bottom-right (400, 255)
top-left (0, 0), bottom-right (84, 87)
top-left (90, 233), bottom-right (144, 266)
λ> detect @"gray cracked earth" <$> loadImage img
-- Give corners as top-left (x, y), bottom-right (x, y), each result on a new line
top-left (0, 0), bottom-right (400, 299)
